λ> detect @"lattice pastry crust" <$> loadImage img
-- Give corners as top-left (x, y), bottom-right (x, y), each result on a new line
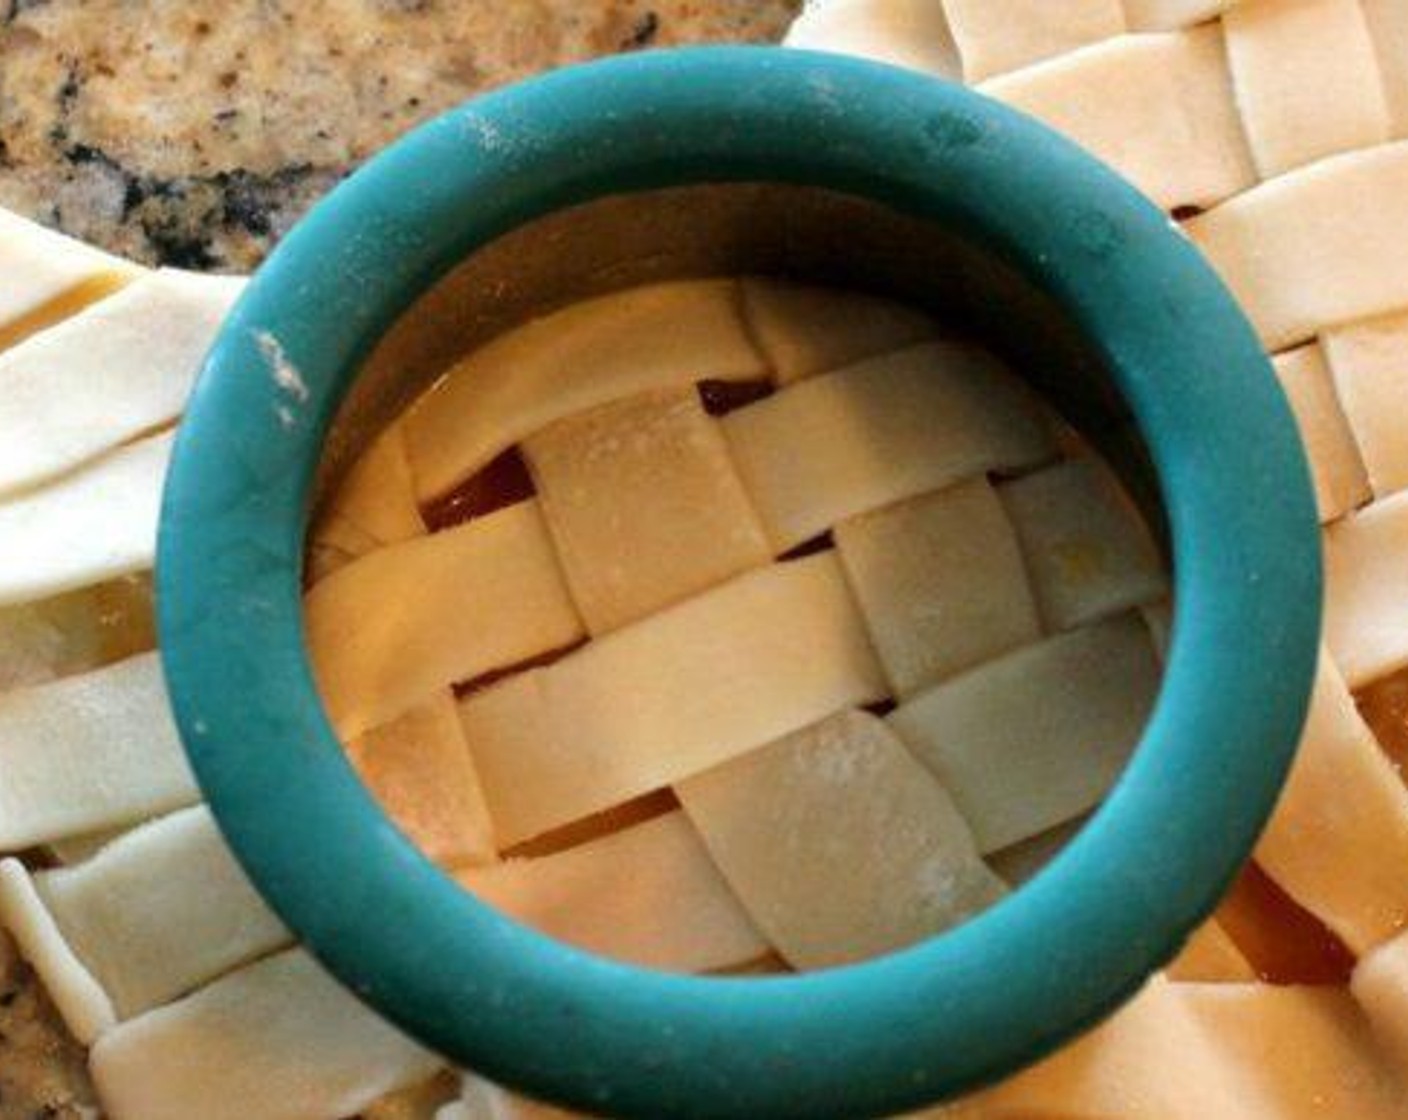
top-left (784, 1), bottom-right (1408, 1116)
top-left (301, 268), bottom-right (1167, 1115)
top-left (0, 188), bottom-right (1169, 1118)
top-left (9, 0), bottom-right (1408, 1114)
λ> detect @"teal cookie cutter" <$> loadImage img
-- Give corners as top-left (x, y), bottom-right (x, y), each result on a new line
top-left (157, 46), bottom-right (1320, 1118)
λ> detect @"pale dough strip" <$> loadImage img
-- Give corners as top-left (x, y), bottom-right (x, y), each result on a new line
top-left (889, 613), bottom-right (1160, 854)
top-left (721, 340), bottom-right (1054, 553)
top-left (521, 386), bottom-right (772, 635)
top-left (1272, 344), bottom-right (1371, 524)
top-left (457, 810), bottom-right (768, 972)
top-left (0, 270), bottom-right (243, 496)
top-left (34, 806), bottom-right (291, 1020)
top-left (0, 652), bottom-right (198, 852)
top-left (1321, 309), bottom-right (1408, 501)
top-left (347, 691), bottom-right (499, 869)
top-left (459, 551), bottom-right (888, 847)
top-left (0, 858), bottom-right (116, 1045)
top-left (402, 279), bottom-right (767, 502)
top-left (1353, 927), bottom-right (1408, 1073)
top-left (1186, 139), bottom-right (1408, 351)
top-left (1363, 0), bottom-right (1408, 137)
top-left (942, 0), bottom-right (1125, 82)
top-left (998, 457), bottom-right (1169, 632)
top-left (981, 27), bottom-right (1258, 212)
top-left (1323, 488), bottom-right (1408, 688)
top-left (1255, 652), bottom-right (1408, 956)
top-left (1222, 0), bottom-right (1391, 179)
top-left (451, 1075), bottom-right (574, 1120)
top-left (0, 208), bottom-right (141, 350)
top-left (955, 979), bottom-right (1408, 1118)
top-left (306, 498), bottom-right (585, 739)
top-left (311, 423), bottom-right (426, 562)
top-left (0, 429), bottom-right (172, 608)
top-left (833, 476), bottom-right (1042, 700)
top-left (737, 277), bottom-right (941, 385)
top-left (90, 948), bottom-right (442, 1120)
top-left (677, 709), bottom-right (1005, 971)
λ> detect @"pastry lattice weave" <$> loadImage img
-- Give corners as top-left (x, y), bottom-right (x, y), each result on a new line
top-left (791, 0), bottom-right (1408, 1115)
top-left (2, 0), bottom-right (1408, 1115)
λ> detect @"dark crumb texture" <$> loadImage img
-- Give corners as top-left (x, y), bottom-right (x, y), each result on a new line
top-left (0, 0), bottom-right (799, 271)
top-left (0, 937), bottom-right (99, 1120)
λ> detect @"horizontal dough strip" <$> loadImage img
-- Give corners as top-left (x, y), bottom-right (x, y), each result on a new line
top-left (721, 340), bottom-right (1056, 553)
top-left (457, 810), bottom-right (769, 972)
top-left (0, 805), bottom-right (290, 1044)
top-left (401, 279), bottom-right (767, 502)
top-left (943, 0), bottom-right (1125, 82)
top-left (89, 948), bottom-right (441, 1120)
top-left (306, 499), bottom-right (586, 739)
top-left (675, 709), bottom-right (1006, 970)
top-left (0, 652), bottom-right (199, 852)
top-left (310, 277), bottom-right (937, 580)
top-left (0, 429), bottom-right (172, 608)
top-left (981, 27), bottom-right (1258, 212)
top-left (784, 0), bottom-right (1262, 87)
top-left (0, 270), bottom-right (243, 497)
top-left (459, 551), bottom-right (889, 847)
top-left (0, 208), bottom-right (142, 352)
top-left (888, 612), bottom-right (1161, 854)
top-left (1187, 140), bottom-right (1408, 352)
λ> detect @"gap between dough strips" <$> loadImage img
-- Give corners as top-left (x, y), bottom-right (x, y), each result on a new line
top-left (4, 0), bottom-right (1408, 1116)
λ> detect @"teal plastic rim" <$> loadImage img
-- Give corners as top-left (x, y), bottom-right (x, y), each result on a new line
top-left (157, 47), bottom-right (1321, 1119)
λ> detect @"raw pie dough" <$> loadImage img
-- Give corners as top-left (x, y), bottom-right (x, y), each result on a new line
top-left (782, 2), bottom-right (1408, 1118)
top-left (14, 0), bottom-right (1408, 1113)
top-left (0, 202), bottom-right (1170, 1118)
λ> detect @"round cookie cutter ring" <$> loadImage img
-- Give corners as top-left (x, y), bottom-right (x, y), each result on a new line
top-left (158, 47), bottom-right (1320, 1119)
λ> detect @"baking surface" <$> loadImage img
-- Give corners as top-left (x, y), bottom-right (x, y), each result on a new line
top-left (0, 0), bottom-right (797, 270)
top-left (0, 6), bottom-right (796, 1115)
